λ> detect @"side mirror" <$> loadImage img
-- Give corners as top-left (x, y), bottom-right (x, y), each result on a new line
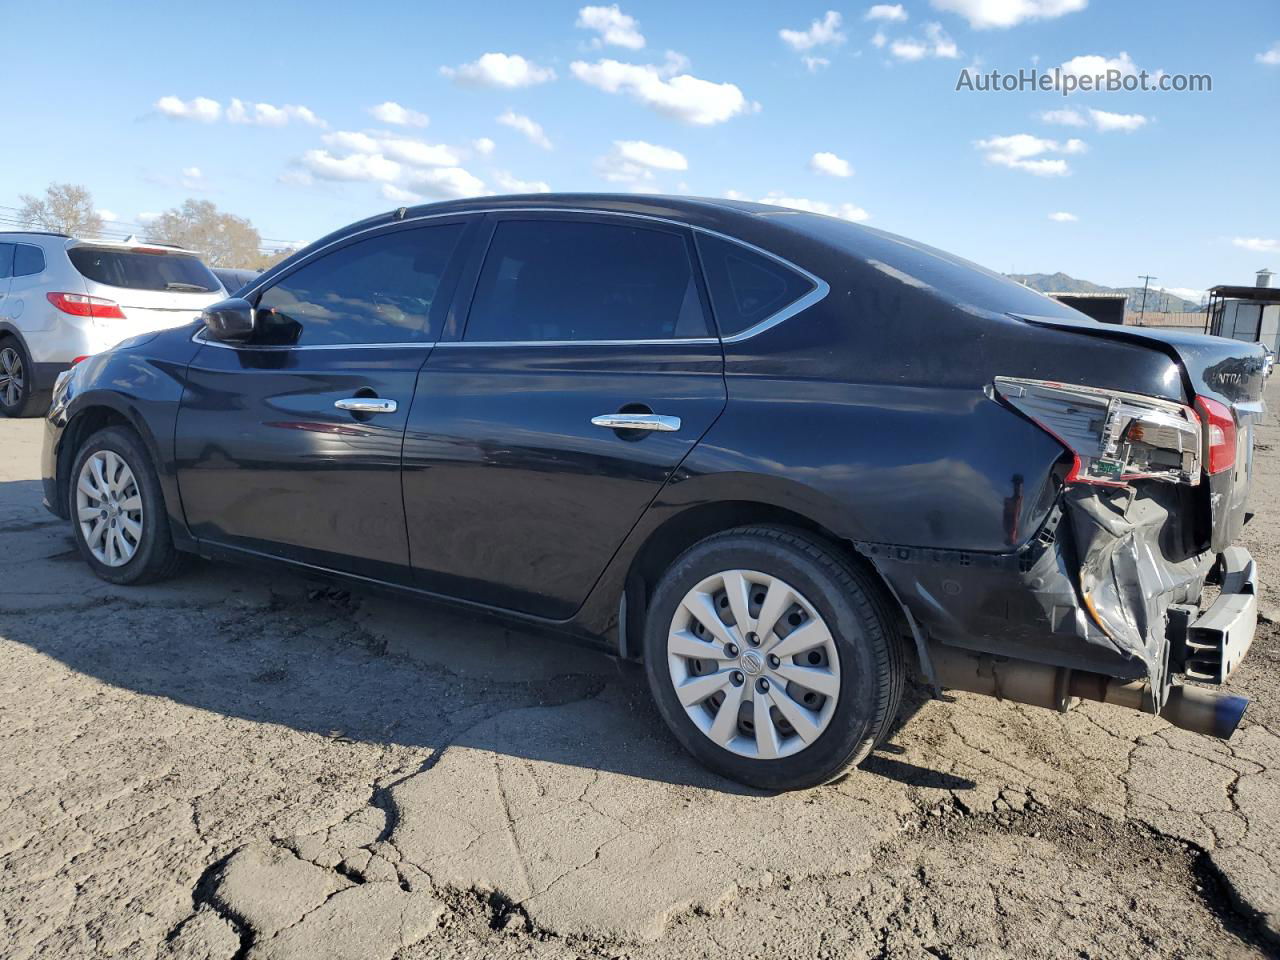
top-left (202, 298), bottom-right (256, 342)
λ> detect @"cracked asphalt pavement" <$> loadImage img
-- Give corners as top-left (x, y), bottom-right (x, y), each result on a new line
top-left (4, 379), bottom-right (1280, 959)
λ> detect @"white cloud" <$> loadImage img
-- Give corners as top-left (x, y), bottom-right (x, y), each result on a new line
top-left (181, 166), bottom-right (201, 179)
top-left (97, 209), bottom-right (118, 222)
top-left (155, 95), bottom-right (221, 123)
top-left (780, 11), bottom-right (846, 51)
top-left (301, 150), bottom-right (402, 183)
top-left (473, 137), bottom-right (496, 155)
top-left (494, 171), bottom-right (552, 193)
top-left (760, 193), bottom-right (871, 222)
top-left (615, 139), bottom-right (687, 171)
top-left (890, 23), bottom-right (959, 60)
top-left (1157, 286), bottom-right (1205, 303)
top-left (931, 0), bottom-right (1087, 29)
top-left (137, 212), bottom-right (160, 224)
top-left (381, 184), bottom-right (422, 204)
top-left (1255, 42), bottom-right (1280, 66)
top-left (406, 166), bottom-right (487, 199)
top-left (1048, 211), bottom-right (1078, 222)
top-left (441, 53), bottom-right (556, 88)
top-left (974, 133), bottom-right (1085, 176)
top-left (1039, 107), bottom-right (1086, 126)
top-left (322, 131), bottom-right (460, 166)
top-left (497, 110), bottom-right (553, 149)
top-left (810, 151), bottom-right (853, 177)
top-left (226, 98), bottom-right (324, 127)
top-left (596, 140), bottom-right (687, 184)
top-left (866, 4), bottom-right (908, 21)
top-left (1060, 51), bottom-right (1137, 78)
top-left (1088, 108), bottom-right (1148, 132)
top-left (803, 56), bottom-right (831, 72)
top-left (367, 101), bottom-right (428, 127)
top-left (571, 54), bottom-right (755, 125)
top-left (1233, 237), bottom-right (1279, 253)
top-left (871, 30), bottom-right (888, 48)
top-left (576, 5), bottom-right (645, 50)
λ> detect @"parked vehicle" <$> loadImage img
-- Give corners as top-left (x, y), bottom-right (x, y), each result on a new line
top-left (212, 267), bottom-right (260, 297)
top-left (40, 195), bottom-right (1267, 790)
top-left (0, 233), bottom-right (225, 417)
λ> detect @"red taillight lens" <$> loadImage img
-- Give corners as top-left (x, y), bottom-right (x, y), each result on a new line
top-left (71, 355), bottom-right (89, 366)
top-left (46, 292), bottom-right (126, 320)
top-left (1194, 395), bottom-right (1237, 475)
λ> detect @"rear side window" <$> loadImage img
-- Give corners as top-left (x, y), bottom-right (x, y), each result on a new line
top-left (0, 244), bottom-right (13, 280)
top-left (695, 233), bottom-right (814, 337)
top-left (68, 248), bottom-right (219, 292)
top-left (255, 223), bottom-right (465, 347)
top-left (13, 244), bottom-right (45, 278)
top-left (464, 219), bottom-right (709, 342)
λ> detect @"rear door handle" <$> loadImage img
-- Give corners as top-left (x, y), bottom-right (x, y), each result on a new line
top-left (335, 397), bottom-right (398, 415)
top-left (590, 413), bottom-right (681, 432)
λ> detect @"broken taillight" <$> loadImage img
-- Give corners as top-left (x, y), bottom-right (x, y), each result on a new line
top-left (991, 377), bottom-right (1202, 487)
top-left (1193, 395), bottom-right (1236, 476)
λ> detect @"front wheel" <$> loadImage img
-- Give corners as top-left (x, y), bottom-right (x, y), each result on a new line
top-left (69, 426), bottom-right (185, 584)
top-left (643, 527), bottom-right (904, 791)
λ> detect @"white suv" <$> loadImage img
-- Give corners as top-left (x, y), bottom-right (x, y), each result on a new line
top-left (0, 232), bottom-right (227, 416)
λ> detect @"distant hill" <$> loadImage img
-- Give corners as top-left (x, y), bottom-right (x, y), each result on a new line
top-left (1008, 272), bottom-right (1201, 313)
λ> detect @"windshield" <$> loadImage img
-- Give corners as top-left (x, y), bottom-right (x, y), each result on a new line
top-left (68, 247), bottom-right (220, 293)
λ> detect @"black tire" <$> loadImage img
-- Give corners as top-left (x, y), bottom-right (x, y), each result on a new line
top-left (68, 426), bottom-right (185, 585)
top-left (0, 336), bottom-right (47, 418)
top-left (643, 526), bottom-right (904, 791)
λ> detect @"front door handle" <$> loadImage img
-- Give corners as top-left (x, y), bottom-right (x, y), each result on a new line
top-left (590, 413), bottom-right (681, 432)
top-left (335, 397), bottom-right (398, 415)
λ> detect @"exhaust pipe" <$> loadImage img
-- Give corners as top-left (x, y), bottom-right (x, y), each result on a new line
top-left (929, 645), bottom-right (1248, 740)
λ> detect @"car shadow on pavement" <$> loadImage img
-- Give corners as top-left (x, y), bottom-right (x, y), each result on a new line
top-left (0, 487), bottom-right (969, 797)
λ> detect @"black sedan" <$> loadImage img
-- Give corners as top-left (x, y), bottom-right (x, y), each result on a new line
top-left (41, 195), bottom-right (1266, 789)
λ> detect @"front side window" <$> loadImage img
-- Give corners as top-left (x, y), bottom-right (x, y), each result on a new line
top-left (68, 248), bottom-right (219, 292)
top-left (695, 233), bottom-right (814, 337)
top-left (255, 223), bottom-right (464, 346)
top-left (464, 219), bottom-right (709, 342)
top-left (13, 244), bottom-right (45, 278)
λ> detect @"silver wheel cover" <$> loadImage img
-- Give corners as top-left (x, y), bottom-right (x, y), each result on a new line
top-left (0, 347), bottom-right (23, 408)
top-left (76, 450), bottom-right (144, 567)
top-left (667, 570), bottom-right (841, 760)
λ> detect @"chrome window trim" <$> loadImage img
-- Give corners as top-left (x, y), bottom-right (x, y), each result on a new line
top-left (190, 328), bottom-right (433, 351)
top-left (225, 206), bottom-right (829, 348)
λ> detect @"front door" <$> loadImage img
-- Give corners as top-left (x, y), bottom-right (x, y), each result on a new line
top-left (175, 217), bottom-right (474, 582)
top-left (403, 213), bottom-right (727, 618)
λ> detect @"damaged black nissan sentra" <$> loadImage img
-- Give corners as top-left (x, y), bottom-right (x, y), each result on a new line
top-left (41, 195), bottom-right (1267, 790)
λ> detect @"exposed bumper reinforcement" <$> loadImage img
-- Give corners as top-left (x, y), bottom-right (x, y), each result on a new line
top-left (1182, 546), bottom-right (1259, 684)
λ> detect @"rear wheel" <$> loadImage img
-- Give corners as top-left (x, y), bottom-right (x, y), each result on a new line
top-left (69, 426), bottom-right (185, 584)
top-left (0, 337), bottom-right (43, 418)
top-left (643, 526), bottom-right (903, 791)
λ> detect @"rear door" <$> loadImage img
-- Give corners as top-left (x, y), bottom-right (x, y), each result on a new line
top-left (0, 243), bottom-right (13, 321)
top-left (175, 217), bottom-right (474, 582)
top-left (403, 212), bottom-right (727, 618)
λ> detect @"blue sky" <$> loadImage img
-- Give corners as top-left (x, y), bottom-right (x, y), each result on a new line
top-left (5, 0), bottom-right (1278, 298)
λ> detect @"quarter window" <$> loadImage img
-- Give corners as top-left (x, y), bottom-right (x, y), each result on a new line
top-left (695, 233), bottom-right (814, 337)
top-left (255, 224), bottom-right (465, 346)
top-left (13, 244), bottom-right (45, 278)
top-left (464, 219), bottom-right (709, 342)
top-left (0, 243), bottom-right (13, 280)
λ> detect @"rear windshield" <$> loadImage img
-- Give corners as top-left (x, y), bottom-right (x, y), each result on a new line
top-left (68, 247), bottom-right (220, 293)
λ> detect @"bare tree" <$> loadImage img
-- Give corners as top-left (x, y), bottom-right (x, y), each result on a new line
top-left (145, 199), bottom-right (263, 267)
top-left (18, 183), bottom-right (104, 237)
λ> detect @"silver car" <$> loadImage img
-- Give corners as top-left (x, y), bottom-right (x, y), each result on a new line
top-left (0, 232), bottom-right (226, 416)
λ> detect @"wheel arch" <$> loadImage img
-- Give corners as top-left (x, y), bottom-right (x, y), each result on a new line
top-left (616, 497), bottom-right (907, 662)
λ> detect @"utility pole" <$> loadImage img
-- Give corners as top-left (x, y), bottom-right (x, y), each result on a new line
top-left (1138, 274), bottom-right (1157, 323)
